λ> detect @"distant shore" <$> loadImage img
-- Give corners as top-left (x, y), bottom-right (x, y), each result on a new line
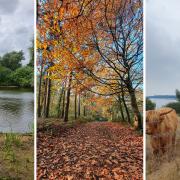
top-left (0, 132), bottom-right (33, 135)
top-left (0, 86), bottom-right (34, 91)
top-left (0, 85), bottom-right (19, 88)
top-left (147, 95), bottom-right (176, 99)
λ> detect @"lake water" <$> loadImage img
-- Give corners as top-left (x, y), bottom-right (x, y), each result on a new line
top-left (149, 97), bottom-right (177, 109)
top-left (0, 88), bottom-right (34, 133)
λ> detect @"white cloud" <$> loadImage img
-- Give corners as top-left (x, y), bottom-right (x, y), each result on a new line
top-left (0, 0), bottom-right (34, 64)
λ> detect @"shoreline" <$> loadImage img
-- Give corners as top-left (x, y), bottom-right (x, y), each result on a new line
top-left (0, 86), bottom-right (34, 89)
top-left (0, 85), bottom-right (19, 87)
top-left (0, 86), bottom-right (34, 91)
top-left (0, 132), bottom-right (33, 135)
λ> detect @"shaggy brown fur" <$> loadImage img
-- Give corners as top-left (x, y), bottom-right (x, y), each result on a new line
top-left (146, 108), bottom-right (178, 155)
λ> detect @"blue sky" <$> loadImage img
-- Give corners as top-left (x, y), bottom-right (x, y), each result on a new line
top-left (0, 0), bottom-right (34, 64)
top-left (146, 0), bottom-right (180, 96)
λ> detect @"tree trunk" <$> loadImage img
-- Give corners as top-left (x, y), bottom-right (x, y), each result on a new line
top-left (83, 106), bottom-right (86, 116)
top-left (64, 73), bottom-right (72, 122)
top-left (121, 92), bottom-right (131, 123)
top-left (37, 65), bottom-right (43, 117)
top-left (57, 87), bottom-right (64, 118)
top-left (128, 87), bottom-right (142, 130)
top-left (117, 95), bottom-right (125, 121)
top-left (75, 91), bottom-right (77, 119)
top-left (83, 94), bottom-right (86, 116)
top-left (43, 78), bottom-right (48, 118)
top-left (61, 88), bottom-right (66, 119)
top-left (78, 94), bottom-right (81, 117)
top-left (46, 76), bottom-right (51, 118)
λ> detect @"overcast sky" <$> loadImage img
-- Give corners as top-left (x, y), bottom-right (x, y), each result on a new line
top-left (0, 0), bottom-right (34, 64)
top-left (146, 0), bottom-right (180, 96)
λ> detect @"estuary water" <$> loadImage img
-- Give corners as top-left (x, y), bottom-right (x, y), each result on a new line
top-left (0, 87), bottom-right (34, 133)
top-left (149, 97), bottom-right (177, 109)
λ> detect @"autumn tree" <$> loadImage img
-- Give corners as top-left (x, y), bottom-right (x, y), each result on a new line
top-left (37, 0), bottom-right (143, 128)
top-left (82, 0), bottom-right (143, 129)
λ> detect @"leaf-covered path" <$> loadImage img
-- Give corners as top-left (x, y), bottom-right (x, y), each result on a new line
top-left (37, 122), bottom-right (143, 180)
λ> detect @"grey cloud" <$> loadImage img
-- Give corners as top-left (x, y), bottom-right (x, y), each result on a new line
top-left (0, 0), bottom-right (19, 14)
top-left (146, 0), bottom-right (180, 96)
top-left (0, 0), bottom-right (33, 64)
top-left (15, 26), bottom-right (29, 35)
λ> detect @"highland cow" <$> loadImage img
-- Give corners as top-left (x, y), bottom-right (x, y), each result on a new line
top-left (146, 108), bottom-right (178, 155)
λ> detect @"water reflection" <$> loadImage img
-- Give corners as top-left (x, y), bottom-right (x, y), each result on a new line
top-left (0, 88), bottom-right (34, 133)
top-left (0, 98), bottom-right (23, 115)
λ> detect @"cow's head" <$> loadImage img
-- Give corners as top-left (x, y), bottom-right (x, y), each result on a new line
top-left (146, 110), bottom-right (164, 135)
top-left (133, 115), bottom-right (138, 130)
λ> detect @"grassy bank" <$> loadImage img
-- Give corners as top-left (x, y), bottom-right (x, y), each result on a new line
top-left (0, 133), bottom-right (34, 179)
top-left (0, 86), bottom-right (33, 91)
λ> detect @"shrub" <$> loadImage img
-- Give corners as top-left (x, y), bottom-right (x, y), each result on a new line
top-left (0, 65), bottom-right (12, 86)
top-left (146, 98), bottom-right (156, 110)
top-left (10, 66), bottom-right (34, 88)
top-left (165, 102), bottom-right (180, 114)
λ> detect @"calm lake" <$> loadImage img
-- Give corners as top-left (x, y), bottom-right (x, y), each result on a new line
top-left (149, 97), bottom-right (177, 109)
top-left (0, 88), bottom-right (34, 133)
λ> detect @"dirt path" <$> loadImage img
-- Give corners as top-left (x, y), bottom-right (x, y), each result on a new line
top-left (37, 122), bottom-right (143, 179)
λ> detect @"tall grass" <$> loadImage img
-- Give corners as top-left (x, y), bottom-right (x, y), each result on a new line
top-left (3, 133), bottom-right (21, 164)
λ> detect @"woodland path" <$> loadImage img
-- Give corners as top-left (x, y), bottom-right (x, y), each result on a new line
top-left (37, 122), bottom-right (143, 180)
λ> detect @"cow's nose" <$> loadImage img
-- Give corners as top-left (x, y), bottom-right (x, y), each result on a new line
top-left (146, 129), bottom-right (152, 135)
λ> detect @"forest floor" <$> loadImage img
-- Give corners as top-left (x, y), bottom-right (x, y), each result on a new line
top-left (146, 120), bottom-right (180, 180)
top-left (0, 133), bottom-right (34, 179)
top-left (37, 119), bottom-right (143, 179)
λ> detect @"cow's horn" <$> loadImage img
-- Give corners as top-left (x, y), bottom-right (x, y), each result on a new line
top-left (160, 109), bottom-right (173, 116)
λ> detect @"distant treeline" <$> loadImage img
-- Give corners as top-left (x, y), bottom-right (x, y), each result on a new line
top-left (165, 89), bottom-right (180, 114)
top-left (147, 95), bottom-right (176, 99)
top-left (0, 41), bottom-right (34, 88)
top-left (146, 89), bottom-right (180, 114)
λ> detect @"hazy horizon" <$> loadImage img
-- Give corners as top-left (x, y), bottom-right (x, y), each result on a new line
top-left (147, 94), bottom-right (176, 96)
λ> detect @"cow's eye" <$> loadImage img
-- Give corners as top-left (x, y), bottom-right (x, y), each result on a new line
top-left (154, 123), bottom-right (157, 128)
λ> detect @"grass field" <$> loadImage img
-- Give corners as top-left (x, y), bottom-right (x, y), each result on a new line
top-left (146, 119), bottom-right (180, 180)
top-left (0, 133), bottom-right (34, 179)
